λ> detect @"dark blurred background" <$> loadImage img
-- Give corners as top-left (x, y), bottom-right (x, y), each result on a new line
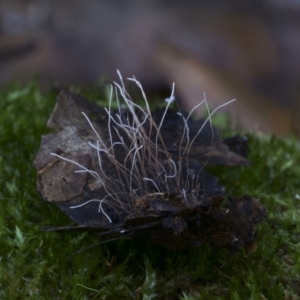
top-left (1, 0), bottom-right (300, 136)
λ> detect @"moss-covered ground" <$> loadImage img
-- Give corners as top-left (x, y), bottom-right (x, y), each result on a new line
top-left (0, 82), bottom-right (299, 299)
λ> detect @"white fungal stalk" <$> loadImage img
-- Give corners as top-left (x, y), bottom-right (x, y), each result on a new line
top-left (51, 71), bottom-right (235, 223)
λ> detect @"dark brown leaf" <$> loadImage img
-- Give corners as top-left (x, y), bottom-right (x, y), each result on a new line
top-left (35, 89), bottom-right (266, 252)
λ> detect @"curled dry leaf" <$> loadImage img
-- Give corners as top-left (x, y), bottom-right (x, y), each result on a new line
top-left (34, 79), bottom-right (266, 253)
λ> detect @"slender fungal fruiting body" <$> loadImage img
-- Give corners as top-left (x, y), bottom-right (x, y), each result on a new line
top-left (50, 72), bottom-right (235, 224)
top-left (36, 72), bottom-right (266, 252)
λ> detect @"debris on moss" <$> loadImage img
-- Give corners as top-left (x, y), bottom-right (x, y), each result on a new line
top-left (0, 81), bottom-right (299, 299)
top-left (35, 76), bottom-right (266, 253)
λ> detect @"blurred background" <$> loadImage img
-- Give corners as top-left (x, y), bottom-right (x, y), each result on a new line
top-left (1, 0), bottom-right (300, 136)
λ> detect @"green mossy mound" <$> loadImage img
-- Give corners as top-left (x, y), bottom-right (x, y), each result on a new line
top-left (0, 82), bottom-right (299, 299)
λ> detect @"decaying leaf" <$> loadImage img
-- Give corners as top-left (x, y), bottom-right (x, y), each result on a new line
top-left (34, 77), bottom-right (266, 252)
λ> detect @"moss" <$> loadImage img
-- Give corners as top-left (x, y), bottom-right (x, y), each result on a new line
top-left (0, 82), bottom-right (299, 299)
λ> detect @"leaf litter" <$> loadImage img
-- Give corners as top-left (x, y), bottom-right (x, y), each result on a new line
top-left (34, 73), bottom-right (266, 253)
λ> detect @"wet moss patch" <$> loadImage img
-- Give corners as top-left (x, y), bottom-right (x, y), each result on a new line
top-left (0, 82), bottom-right (299, 299)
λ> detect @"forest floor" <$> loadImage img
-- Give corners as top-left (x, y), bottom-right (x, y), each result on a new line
top-left (0, 82), bottom-right (299, 299)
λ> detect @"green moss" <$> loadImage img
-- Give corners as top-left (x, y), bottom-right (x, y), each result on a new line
top-left (0, 82), bottom-right (299, 299)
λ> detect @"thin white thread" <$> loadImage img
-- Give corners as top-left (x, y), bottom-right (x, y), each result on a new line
top-left (51, 72), bottom-right (235, 216)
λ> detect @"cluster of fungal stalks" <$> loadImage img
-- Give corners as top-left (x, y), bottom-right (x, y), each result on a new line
top-left (50, 71), bottom-right (235, 224)
top-left (36, 70), bottom-right (267, 251)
